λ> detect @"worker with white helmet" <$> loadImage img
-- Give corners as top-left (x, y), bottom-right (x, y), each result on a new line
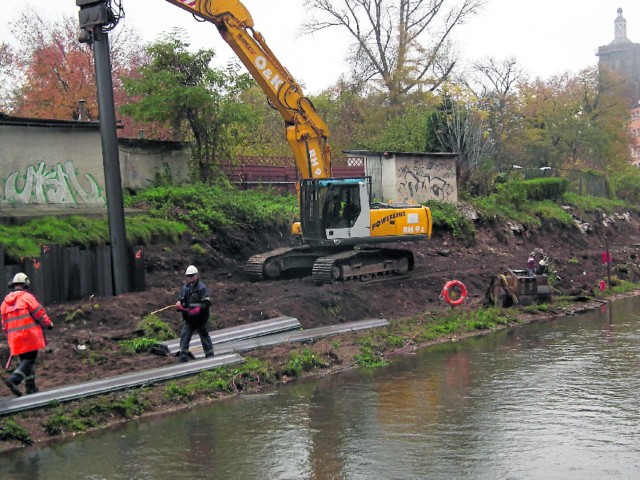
top-left (175, 265), bottom-right (214, 362)
top-left (1, 272), bottom-right (53, 396)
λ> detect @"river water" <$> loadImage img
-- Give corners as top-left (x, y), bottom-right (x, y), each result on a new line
top-left (3, 297), bottom-right (640, 479)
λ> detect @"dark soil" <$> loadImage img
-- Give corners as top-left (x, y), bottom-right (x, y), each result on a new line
top-left (32, 206), bottom-right (640, 388)
top-left (2, 205), bottom-right (640, 448)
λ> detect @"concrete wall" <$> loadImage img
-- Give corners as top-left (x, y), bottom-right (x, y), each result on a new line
top-left (118, 139), bottom-right (191, 190)
top-left (347, 151), bottom-right (458, 204)
top-left (0, 124), bottom-right (106, 206)
top-left (0, 119), bottom-right (191, 210)
top-left (393, 153), bottom-right (458, 204)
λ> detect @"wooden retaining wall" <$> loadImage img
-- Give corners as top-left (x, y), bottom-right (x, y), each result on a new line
top-left (0, 245), bottom-right (145, 306)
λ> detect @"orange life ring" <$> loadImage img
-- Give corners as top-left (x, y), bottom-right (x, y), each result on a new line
top-left (441, 280), bottom-right (467, 306)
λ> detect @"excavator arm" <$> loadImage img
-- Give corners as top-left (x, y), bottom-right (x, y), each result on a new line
top-left (165, 0), bottom-right (331, 179)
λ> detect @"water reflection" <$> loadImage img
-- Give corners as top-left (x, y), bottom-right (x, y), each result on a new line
top-left (3, 297), bottom-right (640, 479)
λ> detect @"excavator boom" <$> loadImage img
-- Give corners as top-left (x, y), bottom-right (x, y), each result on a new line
top-left (165, 0), bottom-right (331, 179)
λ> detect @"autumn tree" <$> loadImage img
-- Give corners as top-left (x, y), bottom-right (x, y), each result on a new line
top-left (514, 68), bottom-right (631, 173)
top-left (0, 8), bottom-right (158, 138)
top-left (232, 84), bottom-right (291, 157)
top-left (121, 32), bottom-right (254, 182)
top-left (304, 0), bottom-right (485, 104)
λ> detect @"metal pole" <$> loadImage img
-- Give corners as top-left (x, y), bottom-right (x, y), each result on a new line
top-left (92, 27), bottom-right (130, 295)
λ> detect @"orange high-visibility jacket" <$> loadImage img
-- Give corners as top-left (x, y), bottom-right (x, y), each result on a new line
top-left (1, 290), bottom-right (52, 356)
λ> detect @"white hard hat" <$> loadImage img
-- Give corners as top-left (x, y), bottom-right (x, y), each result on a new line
top-left (185, 265), bottom-right (198, 275)
top-left (9, 272), bottom-right (30, 287)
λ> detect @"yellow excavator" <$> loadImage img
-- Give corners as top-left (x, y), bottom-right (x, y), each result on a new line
top-left (165, 0), bottom-right (433, 283)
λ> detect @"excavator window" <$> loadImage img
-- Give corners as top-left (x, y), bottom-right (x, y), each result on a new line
top-left (322, 185), bottom-right (361, 229)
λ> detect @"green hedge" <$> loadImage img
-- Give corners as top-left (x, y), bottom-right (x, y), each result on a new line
top-left (517, 177), bottom-right (568, 201)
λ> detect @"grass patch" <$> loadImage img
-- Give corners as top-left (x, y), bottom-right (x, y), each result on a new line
top-left (425, 200), bottom-right (476, 241)
top-left (0, 215), bottom-right (185, 261)
top-left (164, 357), bottom-right (275, 399)
top-left (119, 316), bottom-right (177, 353)
top-left (600, 277), bottom-right (639, 295)
top-left (41, 393), bottom-right (150, 436)
top-left (119, 337), bottom-right (158, 353)
top-left (125, 183), bottom-right (298, 234)
top-left (329, 307), bottom-right (519, 371)
top-left (354, 346), bottom-right (389, 368)
top-left (562, 192), bottom-right (625, 214)
top-left (283, 348), bottom-right (329, 376)
top-left (0, 419), bottom-right (32, 445)
top-left (138, 315), bottom-right (176, 341)
top-left (523, 200), bottom-right (574, 226)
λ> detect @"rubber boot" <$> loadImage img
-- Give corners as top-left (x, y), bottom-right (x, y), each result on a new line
top-left (25, 376), bottom-right (38, 395)
top-left (4, 370), bottom-right (25, 397)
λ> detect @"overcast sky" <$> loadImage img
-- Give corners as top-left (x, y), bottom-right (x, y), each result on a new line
top-left (1, 0), bottom-right (639, 94)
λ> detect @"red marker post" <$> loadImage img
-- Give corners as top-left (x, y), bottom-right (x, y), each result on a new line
top-left (602, 237), bottom-right (612, 290)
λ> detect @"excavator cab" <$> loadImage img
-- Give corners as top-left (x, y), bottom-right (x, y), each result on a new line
top-left (300, 178), bottom-right (372, 247)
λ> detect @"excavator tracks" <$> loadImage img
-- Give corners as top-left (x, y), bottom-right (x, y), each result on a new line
top-left (247, 245), bottom-right (414, 284)
top-left (245, 247), bottom-right (299, 281)
top-left (311, 248), bottom-right (414, 284)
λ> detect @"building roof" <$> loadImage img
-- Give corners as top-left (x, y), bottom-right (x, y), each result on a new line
top-left (344, 150), bottom-right (459, 158)
top-left (0, 112), bottom-right (100, 129)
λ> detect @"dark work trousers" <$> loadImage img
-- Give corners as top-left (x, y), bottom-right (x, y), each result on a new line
top-left (10, 350), bottom-right (38, 386)
top-left (179, 320), bottom-right (214, 362)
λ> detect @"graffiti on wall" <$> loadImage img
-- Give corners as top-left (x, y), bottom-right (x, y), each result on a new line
top-left (1, 161), bottom-right (105, 205)
top-left (396, 159), bottom-right (456, 203)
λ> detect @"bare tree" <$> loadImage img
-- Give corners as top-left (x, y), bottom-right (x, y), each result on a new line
top-left (304, 0), bottom-right (485, 103)
top-left (468, 56), bottom-right (523, 99)
top-left (431, 87), bottom-right (492, 186)
top-left (465, 56), bottom-right (525, 171)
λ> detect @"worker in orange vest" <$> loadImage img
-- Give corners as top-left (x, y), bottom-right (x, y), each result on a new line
top-left (1, 273), bottom-right (53, 397)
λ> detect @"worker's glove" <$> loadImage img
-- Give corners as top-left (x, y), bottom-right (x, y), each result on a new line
top-left (176, 302), bottom-right (188, 312)
top-left (188, 306), bottom-right (201, 316)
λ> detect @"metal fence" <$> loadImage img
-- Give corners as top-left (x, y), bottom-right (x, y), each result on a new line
top-left (220, 163), bottom-right (366, 194)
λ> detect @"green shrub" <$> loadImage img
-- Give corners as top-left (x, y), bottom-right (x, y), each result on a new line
top-left (520, 177), bottom-right (568, 201)
top-left (425, 200), bottom-right (476, 240)
top-left (611, 168), bottom-right (640, 205)
top-left (496, 181), bottom-right (527, 209)
top-left (354, 346), bottom-right (389, 368)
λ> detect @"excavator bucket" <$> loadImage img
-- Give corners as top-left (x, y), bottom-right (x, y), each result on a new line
top-left (486, 269), bottom-right (552, 308)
